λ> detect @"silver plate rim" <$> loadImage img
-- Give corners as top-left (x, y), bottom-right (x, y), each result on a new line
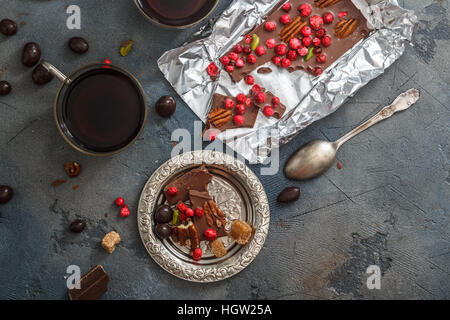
top-left (137, 150), bottom-right (270, 283)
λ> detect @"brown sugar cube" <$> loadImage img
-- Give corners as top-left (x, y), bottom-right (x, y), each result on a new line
top-left (229, 220), bottom-right (253, 245)
top-left (101, 231), bottom-right (121, 253)
top-left (210, 238), bottom-right (227, 258)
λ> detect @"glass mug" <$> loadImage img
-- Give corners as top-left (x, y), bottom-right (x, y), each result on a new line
top-left (42, 61), bottom-right (148, 156)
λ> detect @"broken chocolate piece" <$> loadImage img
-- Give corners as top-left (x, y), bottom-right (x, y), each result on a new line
top-left (68, 265), bottom-right (109, 300)
top-left (249, 89), bottom-right (287, 119)
top-left (189, 190), bottom-right (212, 211)
top-left (335, 18), bottom-right (358, 38)
top-left (314, 0), bottom-right (341, 8)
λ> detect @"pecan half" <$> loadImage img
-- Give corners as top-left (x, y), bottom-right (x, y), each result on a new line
top-left (335, 18), bottom-right (358, 38)
top-left (208, 108), bottom-right (232, 128)
top-left (208, 200), bottom-right (227, 229)
top-left (203, 201), bottom-right (215, 227)
top-left (314, 0), bottom-right (341, 8)
top-left (280, 16), bottom-right (307, 43)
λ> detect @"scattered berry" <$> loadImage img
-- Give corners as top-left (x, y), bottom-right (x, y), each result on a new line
top-left (195, 207), bottom-right (204, 217)
top-left (177, 202), bottom-right (187, 212)
top-left (287, 49), bottom-right (298, 61)
top-left (225, 65), bottom-right (234, 73)
top-left (282, 2), bottom-right (292, 12)
top-left (302, 37), bottom-right (312, 47)
top-left (247, 54), bottom-right (257, 64)
top-left (272, 56), bottom-right (281, 65)
top-left (314, 67), bottom-right (323, 76)
top-left (272, 96), bottom-right (280, 106)
top-left (205, 130), bottom-right (216, 142)
top-left (115, 197), bottom-right (125, 207)
top-left (256, 46), bottom-right (266, 56)
top-left (243, 45), bottom-right (252, 54)
top-left (233, 44), bottom-right (243, 53)
top-left (244, 35), bottom-right (252, 43)
top-left (120, 205), bottom-right (130, 218)
top-left (192, 248), bottom-right (202, 260)
top-left (233, 115), bottom-right (245, 126)
top-left (235, 58), bottom-right (244, 68)
top-left (301, 26), bottom-right (312, 37)
top-left (229, 52), bottom-right (238, 61)
top-left (297, 46), bottom-right (308, 56)
top-left (103, 58), bottom-right (112, 65)
top-left (266, 38), bottom-right (276, 49)
top-left (323, 12), bottom-right (334, 24)
top-left (316, 28), bottom-right (326, 38)
top-left (167, 187), bottom-right (178, 196)
top-left (220, 56), bottom-right (230, 66)
top-left (255, 92), bottom-right (266, 103)
top-left (312, 37), bottom-right (321, 47)
top-left (185, 208), bottom-right (194, 217)
top-left (275, 43), bottom-right (287, 56)
top-left (206, 62), bottom-right (220, 78)
top-left (244, 75), bottom-right (254, 85)
top-left (281, 58), bottom-right (291, 68)
top-left (236, 104), bottom-right (246, 115)
top-left (298, 4), bottom-right (312, 17)
top-left (204, 228), bottom-right (217, 241)
top-left (280, 14), bottom-right (291, 25)
top-left (224, 98), bottom-right (235, 109)
top-left (321, 35), bottom-right (331, 47)
top-left (289, 37), bottom-right (301, 50)
top-left (236, 93), bottom-right (246, 103)
top-left (251, 84), bottom-right (262, 93)
top-left (316, 53), bottom-right (326, 63)
top-left (245, 97), bottom-right (253, 107)
top-left (338, 11), bottom-right (348, 19)
top-left (310, 15), bottom-right (323, 30)
top-left (265, 21), bottom-right (276, 32)
top-left (263, 106), bottom-right (274, 117)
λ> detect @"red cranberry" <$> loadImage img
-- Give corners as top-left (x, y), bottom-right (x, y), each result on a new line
top-left (255, 92), bottom-right (266, 103)
top-left (297, 46), bottom-right (308, 56)
top-left (236, 104), bottom-right (246, 115)
top-left (255, 46), bottom-right (266, 56)
top-left (287, 49), bottom-right (297, 61)
top-left (205, 130), bottom-right (216, 142)
top-left (282, 2), bottom-right (292, 11)
top-left (235, 58), bottom-right (244, 68)
top-left (192, 248), bottom-right (202, 260)
top-left (204, 228), bottom-right (217, 241)
top-left (272, 96), bottom-right (280, 106)
top-left (338, 11), bottom-right (348, 19)
top-left (321, 35), bottom-right (331, 47)
top-left (185, 208), bottom-right (194, 217)
top-left (206, 62), bottom-right (220, 78)
top-left (298, 4), bottom-right (311, 17)
top-left (275, 43), bottom-right (287, 56)
top-left (220, 56), bottom-right (230, 66)
top-left (245, 97), bottom-right (253, 107)
top-left (272, 56), bottom-right (281, 65)
top-left (229, 52), bottom-right (238, 61)
top-left (279, 14), bottom-right (291, 25)
top-left (115, 197), bottom-right (125, 206)
top-left (251, 84), bottom-right (262, 93)
top-left (312, 37), bottom-right (321, 47)
top-left (301, 26), bottom-right (312, 37)
top-left (236, 93), bottom-right (246, 103)
top-left (316, 28), bottom-right (326, 38)
top-left (281, 58), bottom-right (291, 68)
top-left (247, 54), bottom-right (256, 64)
top-left (302, 37), bottom-right (312, 47)
top-left (323, 12), bottom-right (334, 24)
top-left (265, 21), bottom-right (276, 32)
top-left (314, 67), bottom-right (323, 76)
top-left (244, 75), bottom-right (254, 85)
top-left (310, 15), bottom-right (323, 30)
top-left (244, 35), bottom-right (252, 43)
top-left (233, 115), bottom-right (244, 126)
top-left (289, 37), bottom-right (301, 49)
top-left (225, 65), bottom-right (234, 73)
top-left (233, 44), bottom-right (243, 53)
top-left (266, 38), bottom-right (276, 49)
top-left (177, 202), bottom-right (187, 212)
top-left (120, 205), bottom-right (130, 218)
top-left (313, 47), bottom-right (322, 54)
top-left (243, 46), bottom-right (252, 54)
top-left (224, 98), bottom-right (235, 109)
top-left (195, 207), bottom-right (204, 217)
top-left (316, 53), bottom-right (326, 63)
top-left (263, 106), bottom-right (274, 117)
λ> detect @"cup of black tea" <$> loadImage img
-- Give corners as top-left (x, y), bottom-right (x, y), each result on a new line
top-left (134, 0), bottom-right (219, 28)
top-left (42, 61), bottom-right (148, 156)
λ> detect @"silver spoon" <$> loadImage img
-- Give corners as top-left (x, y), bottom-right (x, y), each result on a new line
top-left (284, 88), bottom-right (420, 180)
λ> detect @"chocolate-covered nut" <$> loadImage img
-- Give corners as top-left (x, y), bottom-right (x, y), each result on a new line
top-left (32, 64), bottom-right (53, 85)
top-left (155, 223), bottom-right (171, 239)
top-left (68, 37), bottom-right (89, 54)
top-left (0, 19), bottom-right (17, 36)
top-left (22, 42), bottom-right (41, 67)
top-left (70, 219), bottom-right (86, 233)
top-left (155, 205), bottom-right (173, 223)
top-left (277, 187), bottom-right (300, 203)
top-left (0, 185), bottom-right (14, 204)
top-left (0, 80), bottom-right (12, 96)
top-left (155, 95), bottom-right (176, 118)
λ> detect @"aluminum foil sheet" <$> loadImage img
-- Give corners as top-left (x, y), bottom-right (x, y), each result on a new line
top-left (158, 0), bottom-right (417, 163)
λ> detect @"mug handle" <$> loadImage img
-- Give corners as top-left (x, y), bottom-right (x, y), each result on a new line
top-left (41, 61), bottom-right (72, 85)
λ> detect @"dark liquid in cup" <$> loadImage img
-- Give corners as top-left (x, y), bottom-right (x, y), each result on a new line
top-left (62, 68), bottom-right (145, 153)
top-left (139, 0), bottom-right (213, 26)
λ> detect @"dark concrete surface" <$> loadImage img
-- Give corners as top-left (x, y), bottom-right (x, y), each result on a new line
top-left (0, 0), bottom-right (449, 299)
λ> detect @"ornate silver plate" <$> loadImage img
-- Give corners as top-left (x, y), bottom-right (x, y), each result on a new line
top-left (137, 151), bottom-right (270, 282)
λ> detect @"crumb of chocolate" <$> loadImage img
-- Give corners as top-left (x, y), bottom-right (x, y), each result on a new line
top-left (72, 184), bottom-right (79, 190)
top-left (104, 213), bottom-right (108, 217)
top-left (337, 161), bottom-right (343, 170)
top-left (101, 231), bottom-right (120, 254)
top-left (64, 161), bottom-right (81, 178)
top-left (257, 67), bottom-right (272, 74)
top-left (51, 178), bottom-right (67, 187)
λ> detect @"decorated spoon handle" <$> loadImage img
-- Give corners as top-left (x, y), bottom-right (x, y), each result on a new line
top-left (334, 88), bottom-right (420, 149)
